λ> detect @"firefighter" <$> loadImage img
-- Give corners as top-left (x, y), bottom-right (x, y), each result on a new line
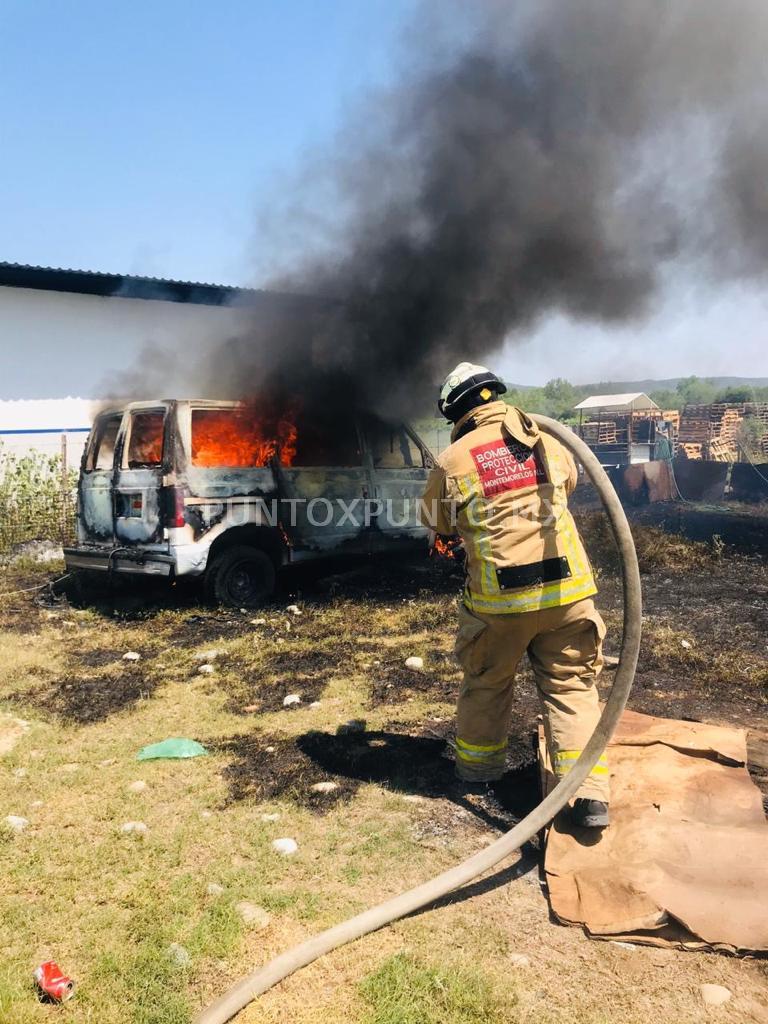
top-left (421, 362), bottom-right (609, 828)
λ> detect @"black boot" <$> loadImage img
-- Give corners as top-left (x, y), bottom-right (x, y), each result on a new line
top-left (572, 798), bottom-right (609, 828)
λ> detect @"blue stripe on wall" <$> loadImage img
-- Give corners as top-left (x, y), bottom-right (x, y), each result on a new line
top-left (0, 428), bottom-right (91, 435)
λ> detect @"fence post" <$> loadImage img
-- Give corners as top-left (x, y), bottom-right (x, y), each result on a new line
top-left (60, 433), bottom-right (68, 540)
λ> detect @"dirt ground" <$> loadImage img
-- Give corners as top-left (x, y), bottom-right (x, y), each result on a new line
top-left (0, 523), bottom-right (767, 1024)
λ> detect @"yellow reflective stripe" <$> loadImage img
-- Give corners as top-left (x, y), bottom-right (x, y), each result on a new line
top-left (556, 749), bottom-right (607, 761)
top-left (456, 737), bottom-right (506, 753)
top-left (466, 577), bottom-right (597, 613)
top-left (456, 748), bottom-right (506, 764)
top-left (553, 765), bottom-right (609, 778)
top-left (554, 750), bottom-right (609, 777)
top-left (455, 473), bottom-right (495, 595)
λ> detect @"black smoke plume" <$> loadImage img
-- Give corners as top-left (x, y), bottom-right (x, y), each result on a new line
top-left (206, 0), bottom-right (768, 419)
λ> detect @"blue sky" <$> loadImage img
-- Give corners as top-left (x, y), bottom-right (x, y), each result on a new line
top-left (1, 0), bottom-right (766, 393)
top-left (0, 0), bottom-right (414, 285)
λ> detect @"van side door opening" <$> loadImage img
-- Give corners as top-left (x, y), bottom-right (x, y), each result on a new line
top-left (114, 406), bottom-right (169, 545)
top-left (364, 418), bottom-right (431, 550)
top-left (78, 411), bottom-right (123, 543)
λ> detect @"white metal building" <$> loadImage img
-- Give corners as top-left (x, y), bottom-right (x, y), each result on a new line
top-left (0, 261), bottom-right (307, 405)
top-left (0, 397), bottom-right (96, 465)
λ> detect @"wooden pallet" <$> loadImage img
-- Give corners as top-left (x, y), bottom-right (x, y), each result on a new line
top-left (679, 442), bottom-right (703, 460)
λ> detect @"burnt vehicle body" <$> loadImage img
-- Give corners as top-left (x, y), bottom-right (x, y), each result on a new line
top-left (64, 400), bottom-right (434, 606)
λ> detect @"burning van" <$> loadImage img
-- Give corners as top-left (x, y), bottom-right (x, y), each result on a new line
top-left (64, 400), bottom-right (434, 606)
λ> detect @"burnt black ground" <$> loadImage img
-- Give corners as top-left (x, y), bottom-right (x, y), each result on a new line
top-left (9, 526), bottom-right (768, 812)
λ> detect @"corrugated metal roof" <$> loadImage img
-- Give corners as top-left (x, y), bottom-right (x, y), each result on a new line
top-left (0, 261), bottom-right (253, 306)
top-left (0, 262), bottom-right (330, 309)
top-left (574, 392), bottom-right (660, 412)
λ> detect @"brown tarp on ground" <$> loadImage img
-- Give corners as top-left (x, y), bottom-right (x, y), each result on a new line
top-left (540, 709), bottom-right (768, 952)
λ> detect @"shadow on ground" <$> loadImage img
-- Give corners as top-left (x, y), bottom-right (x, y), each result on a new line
top-left (214, 726), bottom-right (542, 836)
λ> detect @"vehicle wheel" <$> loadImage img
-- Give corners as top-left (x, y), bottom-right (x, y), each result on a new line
top-left (205, 546), bottom-right (276, 609)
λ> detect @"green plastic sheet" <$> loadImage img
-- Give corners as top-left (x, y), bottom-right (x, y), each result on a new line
top-left (136, 737), bottom-right (208, 761)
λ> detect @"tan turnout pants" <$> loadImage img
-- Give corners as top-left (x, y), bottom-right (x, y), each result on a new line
top-left (454, 596), bottom-right (609, 801)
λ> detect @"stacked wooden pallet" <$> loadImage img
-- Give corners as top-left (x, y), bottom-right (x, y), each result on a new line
top-left (679, 442), bottom-right (704, 460)
top-left (677, 405), bottom-right (713, 459)
top-left (582, 421), bottom-right (618, 444)
top-left (660, 410), bottom-right (681, 433)
top-left (708, 438), bottom-right (732, 462)
top-left (678, 402), bottom-right (768, 461)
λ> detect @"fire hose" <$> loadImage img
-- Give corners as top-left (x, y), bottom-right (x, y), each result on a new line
top-left (195, 415), bottom-right (642, 1024)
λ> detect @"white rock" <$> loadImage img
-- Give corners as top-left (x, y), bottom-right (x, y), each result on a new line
top-left (168, 942), bottom-right (191, 967)
top-left (700, 984), bottom-right (732, 1007)
top-left (120, 821), bottom-right (148, 835)
top-left (272, 837), bottom-right (298, 856)
top-left (123, 651), bottom-right (141, 662)
top-left (206, 882), bottom-right (225, 897)
top-left (310, 781), bottom-right (338, 794)
top-left (5, 814), bottom-right (29, 833)
top-left (509, 953), bottom-right (531, 968)
top-left (308, 701), bottom-right (322, 709)
top-left (235, 901), bottom-right (271, 930)
top-left (283, 693), bottom-right (302, 707)
top-left (198, 663), bottom-right (216, 675)
top-left (12, 767), bottom-right (27, 778)
top-left (261, 812), bottom-right (281, 822)
top-left (265, 746), bottom-right (276, 753)
top-left (250, 618), bottom-right (267, 626)
top-left (194, 649), bottom-right (221, 661)
top-left (337, 719), bottom-right (366, 735)
top-left (405, 656), bottom-right (424, 671)
top-left (286, 605), bottom-right (302, 616)
top-left (128, 780), bottom-right (148, 794)
top-left (680, 639), bottom-right (692, 650)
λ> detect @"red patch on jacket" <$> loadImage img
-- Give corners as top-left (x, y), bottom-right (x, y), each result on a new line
top-left (469, 440), bottom-right (547, 497)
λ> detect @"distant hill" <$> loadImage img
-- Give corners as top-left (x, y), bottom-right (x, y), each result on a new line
top-left (509, 376), bottom-right (768, 392)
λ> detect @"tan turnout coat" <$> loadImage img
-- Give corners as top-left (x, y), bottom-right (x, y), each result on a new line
top-left (421, 401), bottom-right (597, 614)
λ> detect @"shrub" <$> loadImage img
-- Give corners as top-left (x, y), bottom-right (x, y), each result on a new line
top-left (0, 443), bottom-right (77, 553)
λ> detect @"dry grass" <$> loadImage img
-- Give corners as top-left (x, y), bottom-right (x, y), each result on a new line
top-left (1, 557), bottom-right (767, 1024)
top-left (577, 513), bottom-right (721, 574)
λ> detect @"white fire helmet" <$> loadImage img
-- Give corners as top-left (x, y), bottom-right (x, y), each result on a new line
top-left (437, 362), bottom-right (506, 419)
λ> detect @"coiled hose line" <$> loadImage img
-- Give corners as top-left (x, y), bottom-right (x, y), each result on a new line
top-left (196, 415), bottom-right (642, 1024)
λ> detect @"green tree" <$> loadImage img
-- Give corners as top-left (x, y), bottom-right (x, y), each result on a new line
top-left (675, 376), bottom-right (717, 405)
top-left (714, 385), bottom-right (753, 403)
top-left (648, 388), bottom-right (679, 410)
top-left (736, 416), bottom-right (766, 461)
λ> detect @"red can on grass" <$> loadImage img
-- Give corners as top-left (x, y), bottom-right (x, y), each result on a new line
top-left (34, 961), bottom-right (75, 1002)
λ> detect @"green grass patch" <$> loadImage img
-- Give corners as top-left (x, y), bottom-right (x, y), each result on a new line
top-left (359, 952), bottom-right (507, 1024)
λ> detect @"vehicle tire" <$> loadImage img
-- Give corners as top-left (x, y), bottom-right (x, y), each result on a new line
top-left (205, 546), bottom-right (276, 609)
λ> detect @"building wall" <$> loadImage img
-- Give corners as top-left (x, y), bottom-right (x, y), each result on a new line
top-left (0, 285), bottom-right (251, 399)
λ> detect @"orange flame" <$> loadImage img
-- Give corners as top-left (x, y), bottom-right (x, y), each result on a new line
top-left (128, 411), bottom-right (164, 466)
top-left (191, 404), bottom-right (298, 468)
top-left (432, 535), bottom-right (459, 559)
